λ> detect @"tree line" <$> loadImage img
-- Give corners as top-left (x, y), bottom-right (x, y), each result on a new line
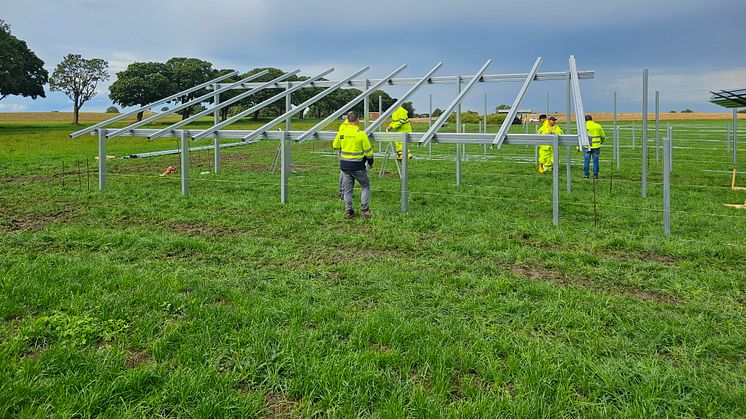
top-left (1, 19), bottom-right (416, 126)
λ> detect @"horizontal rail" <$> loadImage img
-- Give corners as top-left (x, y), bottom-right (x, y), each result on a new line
top-left (211, 70), bottom-right (595, 89)
top-left (96, 128), bottom-right (575, 146)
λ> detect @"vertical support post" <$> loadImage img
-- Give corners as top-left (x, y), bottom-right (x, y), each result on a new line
top-left (669, 125), bottom-right (673, 174)
top-left (180, 130), bottom-right (189, 196)
top-left (483, 93), bottom-right (488, 134)
top-left (727, 123), bottom-right (731, 154)
top-left (616, 126), bottom-right (621, 169)
top-left (281, 83), bottom-right (291, 203)
top-left (655, 90), bottom-right (660, 163)
top-left (566, 72), bottom-right (571, 193)
top-left (456, 76), bottom-right (462, 186)
top-left (613, 91), bottom-right (619, 168)
top-left (213, 82), bottom-right (220, 173)
top-left (734, 108), bottom-right (739, 165)
top-left (642, 69), bottom-right (648, 198)
top-left (546, 91), bottom-right (549, 115)
top-left (663, 130), bottom-right (671, 236)
top-left (632, 122), bottom-right (636, 150)
top-left (364, 79), bottom-right (370, 129)
top-left (378, 95), bottom-right (383, 153)
top-left (553, 135), bottom-right (559, 226)
top-left (428, 94), bottom-right (433, 129)
top-left (401, 134), bottom-right (408, 212)
top-left (97, 129), bottom-right (106, 191)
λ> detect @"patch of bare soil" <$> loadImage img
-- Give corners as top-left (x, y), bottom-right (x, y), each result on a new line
top-left (264, 392), bottom-right (300, 418)
top-left (124, 349), bottom-right (150, 369)
top-left (0, 207), bottom-right (76, 233)
top-left (510, 265), bottom-right (677, 303)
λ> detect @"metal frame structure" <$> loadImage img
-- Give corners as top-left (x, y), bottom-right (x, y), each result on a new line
top-left (71, 56), bottom-right (595, 226)
top-left (709, 88), bottom-right (743, 165)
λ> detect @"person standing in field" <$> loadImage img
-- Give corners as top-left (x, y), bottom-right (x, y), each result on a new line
top-left (536, 114), bottom-right (548, 133)
top-left (386, 106), bottom-right (412, 161)
top-left (537, 116), bottom-right (563, 173)
top-left (333, 111), bottom-right (374, 219)
top-left (334, 116), bottom-right (350, 199)
top-left (584, 115), bottom-right (605, 179)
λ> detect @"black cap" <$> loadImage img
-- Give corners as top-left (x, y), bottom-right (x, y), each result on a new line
top-left (548, 116), bottom-right (557, 121)
top-left (539, 114), bottom-right (547, 120)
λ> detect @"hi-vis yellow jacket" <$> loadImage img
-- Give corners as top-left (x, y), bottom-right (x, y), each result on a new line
top-left (333, 123), bottom-right (373, 171)
top-left (387, 107), bottom-right (412, 132)
top-left (586, 120), bottom-right (606, 149)
top-left (538, 123), bottom-right (564, 136)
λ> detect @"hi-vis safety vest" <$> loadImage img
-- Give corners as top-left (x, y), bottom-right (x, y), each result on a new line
top-left (585, 120), bottom-right (606, 149)
top-left (538, 124), bottom-right (564, 136)
top-left (388, 107), bottom-right (412, 133)
top-left (333, 123), bottom-right (373, 171)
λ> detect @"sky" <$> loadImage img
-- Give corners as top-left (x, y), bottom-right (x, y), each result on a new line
top-left (1, 0), bottom-right (745, 115)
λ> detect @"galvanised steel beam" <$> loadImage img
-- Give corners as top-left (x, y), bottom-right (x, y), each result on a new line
top-left (296, 64), bottom-right (408, 143)
top-left (242, 66), bottom-right (373, 142)
top-left (107, 70), bottom-right (269, 138)
top-left (70, 71), bottom-right (238, 139)
top-left (365, 63), bottom-right (443, 135)
top-left (190, 68), bottom-right (335, 141)
top-left (212, 70), bottom-right (594, 89)
top-left (420, 60), bottom-right (492, 145)
top-left (569, 55), bottom-right (590, 149)
top-left (148, 69), bottom-right (301, 140)
top-left (102, 128), bottom-right (582, 147)
top-left (493, 57), bottom-right (542, 147)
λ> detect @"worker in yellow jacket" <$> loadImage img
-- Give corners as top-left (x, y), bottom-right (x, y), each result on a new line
top-left (333, 111), bottom-right (374, 219)
top-left (537, 116), bottom-right (563, 173)
top-left (335, 118), bottom-right (350, 199)
top-left (583, 115), bottom-right (606, 179)
top-left (386, 106), bottom-right (412, 161)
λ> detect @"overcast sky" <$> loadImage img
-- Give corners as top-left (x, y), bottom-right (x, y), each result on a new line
top-left (2, 0), bottom-right (744, 114)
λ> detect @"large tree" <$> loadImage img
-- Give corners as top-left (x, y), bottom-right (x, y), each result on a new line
top-left (109, 62), bottom-right (171, 121)
top-left (49, 54), bottom-right (109, 125)
top-left (165, 57), bottom-right (215, 120)
top-left (0, 20), bottom-right (48, 102)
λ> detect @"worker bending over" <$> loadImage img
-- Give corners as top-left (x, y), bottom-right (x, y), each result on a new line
top-left (537, 116), bottom-right (563, 174)
top-left (386, 106), bottom-right (412, 161)
top-left (334, 117), bottom-right (350, 199)
top-left (584, 115), bottom-right (605, 179)
top-left (333, 111), bottom-right (374, 219)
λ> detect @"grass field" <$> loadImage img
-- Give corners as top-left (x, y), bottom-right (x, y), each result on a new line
top-left (1, 113), bottom-right (745, 417)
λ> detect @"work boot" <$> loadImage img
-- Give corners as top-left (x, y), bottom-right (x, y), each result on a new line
top-left (360, 209), bottom-right (372, 219)
top-left (593, 174), bottom-right (599, 179)
top-left (408, 153), bottom-right (413, 160)
top-left (584, 175), bottom-right (589, 179)
top-left (345, 210), bottom-right (355, 219)
top-left (396, 152), bottom-right (403, 161)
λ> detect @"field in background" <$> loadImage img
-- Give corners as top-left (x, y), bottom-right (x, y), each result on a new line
top-left (1, 114), bottom-right (745, 416)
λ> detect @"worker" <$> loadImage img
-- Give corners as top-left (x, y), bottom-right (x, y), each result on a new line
top-left (584, 115), bottom-right (605, 179)
top-left (333, 111), bottom-right (374, 219)
top-left (334, 117), bottom-right (350, 199)
top-left (537, 116), bottom-right (563, 173)
top-left (536, 114), bottom-right (548, 133)
top-left (386, 106), bottom-right (412, 161)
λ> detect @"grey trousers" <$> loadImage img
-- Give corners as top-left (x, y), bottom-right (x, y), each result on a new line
top-left (342, 169), bottom-right (370, 212)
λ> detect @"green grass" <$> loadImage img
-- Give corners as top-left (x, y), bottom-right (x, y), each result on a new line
top-left (1, 115), bottom-right (745, 417)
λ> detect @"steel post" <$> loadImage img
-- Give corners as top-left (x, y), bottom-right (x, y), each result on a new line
top-left (663, 131), bottom-right (671, 236)
top-left (429, 94), bottom-right (433, 129)
top-left (734, 108), bottom-right (738, 165)
top-left (566, 72), bottom-right (571, 193)
top-left (727, 123), bottom-right (731, 154)
top-left (364, 79), bottom-right (370, 129)
top-left (483, 93), bottom-right (487, 135)
top-left (553, 135), bottom-right (559, 226)
top-left (281, 84), bottom-right (291, 203)
top-left (655, 90), bottom-right (660, 163)
top-left (97, 129), bottom-right (106, 191)
top-left (456, 76), bottom-right (462, 186)
top-left (401, 135), bottom-right (408, 212)
top-left (613, 91), bottom-right (619, 168)
top-left (180, 130), bottom-right (189, 196)
top-left (378, 95), bottom-right (383, 152)
top-left (213, 83), bottom-right (220, 173)
top-left (642, 69), bottom-right (648, 198)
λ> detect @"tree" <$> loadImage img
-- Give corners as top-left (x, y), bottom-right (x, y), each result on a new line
top-left (681, 108), bottom-right (694, 113)
top-left (0, 20), bottom-right (48, 102)
top-left (109, 62), bottom-right (171, 121)
top-left (161, 106), bottom-right (169, 111)
top-left (239, 67), bottom-right (288, 120)
top-left (495, 104), bottom-right (510, 112)
top-left (165, 58), bottom-right (215, 120)
top-left (432, 108), bottom-right (444, 118)
top-left (401, 102), bottom-right (416, 118)
top-left (49, 54), bottom-right (109, 125)
top-left (106, 106), bottom-right (119, 113)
